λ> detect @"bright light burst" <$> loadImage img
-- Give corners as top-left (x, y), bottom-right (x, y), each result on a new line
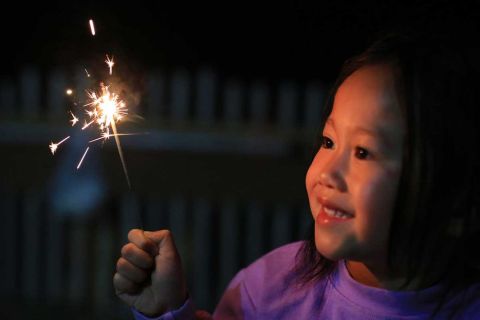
top-left (85, 83), bottom-right (126, 135)
top-left (49, 19), bottom-right (135, 188)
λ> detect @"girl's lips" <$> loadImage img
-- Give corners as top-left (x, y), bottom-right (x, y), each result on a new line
top-left (316, 204), bottom-right (354, 225)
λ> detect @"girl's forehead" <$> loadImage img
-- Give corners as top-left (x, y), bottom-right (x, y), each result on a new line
top-left (331, 64), bottom-right (405, 130)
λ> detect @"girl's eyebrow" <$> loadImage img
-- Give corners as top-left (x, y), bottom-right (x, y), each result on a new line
top-left (326, 118), bottom-right (393, 147)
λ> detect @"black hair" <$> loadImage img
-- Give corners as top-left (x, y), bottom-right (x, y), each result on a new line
top-left (294, 30), bottom-right (480, 318)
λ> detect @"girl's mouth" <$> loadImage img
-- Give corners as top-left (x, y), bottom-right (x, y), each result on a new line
top-left (317, 204), bottom-right (354, 223)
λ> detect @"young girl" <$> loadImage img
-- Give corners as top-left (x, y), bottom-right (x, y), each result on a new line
top-left (113, 32), bottom-right (480, 319)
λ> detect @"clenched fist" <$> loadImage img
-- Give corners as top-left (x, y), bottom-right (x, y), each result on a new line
top-left (113, 229), bottom-right (188, 317)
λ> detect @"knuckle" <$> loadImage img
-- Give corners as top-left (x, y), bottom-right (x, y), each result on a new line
top-left (122, 243), bottom-right (135, 257)
top-left (120, 243), bottom-right (129, 256)
top-left (138, 237), bottom-right (148, 250)
top-left (116, 258), bottom-right (127, 272)
top-left (163, 229), bottom-right (172, 238)
top-left (127, 228), bottom-right (140, 241)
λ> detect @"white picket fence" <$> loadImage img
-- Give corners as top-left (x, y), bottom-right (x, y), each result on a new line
top-left (0, 66), bottom-right (323, 317)
top-left (0, 190), bottom-right (312, 317)
top-left (0, 67), bottom-right (326, 154)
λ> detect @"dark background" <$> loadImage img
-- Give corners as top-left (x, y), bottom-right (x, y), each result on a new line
top-left (1, 1), bottom-right (478, 319)
top-left (3, 1), bottom-right (475, 80)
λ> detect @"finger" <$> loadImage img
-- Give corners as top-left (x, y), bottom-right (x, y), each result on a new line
top-left (113, 272), bottom-right (141, 294)
top-left (128, 229), bottom-right (159, 256)
top-left (144, 229), bottom-right (177, 251)
top-left (116, 257), bottom-right (150, 284)
top-left (121, 243), bottom-right (155, 269)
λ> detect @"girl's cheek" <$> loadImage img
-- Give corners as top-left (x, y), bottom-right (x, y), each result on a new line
top-left (356, 171), bottom-right (398, 218)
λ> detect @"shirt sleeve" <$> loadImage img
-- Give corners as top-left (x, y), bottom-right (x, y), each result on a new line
top-left (131, 298), bottom-right (196, 320)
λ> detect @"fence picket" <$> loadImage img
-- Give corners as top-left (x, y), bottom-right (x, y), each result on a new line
top-left (192, 198), bottom-right (212, 309)
top-left (223, 79), bottom-right (243, 127)
top-left (22, 191), bottom-right (41, 299)
top-left (45, 210), bottom-right (63, 302)
top-left (277, 81), bottom-right (297, 129)
top-left (0, 79), bottom-right (16, 119)
top-left (20, 68), bottom-right (41, 119)
top-left (195, 68), bottom-right (216, 126)
top-left (0, 191), bottom-right (16, 295)
top-left (219, 198), bottom-right (239, 292)
top-left (249, 81), bottom-right (269, 126)
top-left (304, 82), bottom-right (325, 129)
top-left (170, 69), bottom-right (190, 123)
top-left (271, 204), bottom-right (291, 249)
top-left (67, 218), bottom-right (88, 303)
top-left (245, 201), bottom-right (264, 264)
top-left (146, 71), bottom-right (166, 119)
top-left (47, 69), bottom-right (68, 120)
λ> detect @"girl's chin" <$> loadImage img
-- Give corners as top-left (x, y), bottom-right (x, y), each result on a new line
top-left (314, 230), bottom-right (356, 261)
top-left (314, 239), bottom-right (346, 261)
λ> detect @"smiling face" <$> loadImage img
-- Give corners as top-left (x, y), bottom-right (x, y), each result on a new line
top-left (305, 64), bottom-right (405, 268)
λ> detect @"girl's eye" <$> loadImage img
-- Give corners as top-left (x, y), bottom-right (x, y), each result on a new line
top-left (355, 147), bottom-right (370, 160)
top-left (321, 136), bottom-right (334, 149)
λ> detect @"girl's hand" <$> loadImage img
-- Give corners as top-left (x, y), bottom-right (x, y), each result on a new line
top-left (113, 229), bottom-right (188, 317)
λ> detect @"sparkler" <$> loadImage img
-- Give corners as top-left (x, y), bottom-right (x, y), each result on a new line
top-left (49, 19), bottom-right (135, 188)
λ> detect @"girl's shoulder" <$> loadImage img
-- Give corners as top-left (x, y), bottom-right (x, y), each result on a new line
top-left (235, 241), bottom-right (320, 298)
top-left (216, 241), bottom-right (329, 318)
top-left (244, 241), bottom-right (305, 277)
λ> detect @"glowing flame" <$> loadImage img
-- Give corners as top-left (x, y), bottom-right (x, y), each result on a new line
top-left (84, 83), bottom-right (126, 135)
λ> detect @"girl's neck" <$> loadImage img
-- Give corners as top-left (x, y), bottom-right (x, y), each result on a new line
top-left (345, 260), bottom-right (426, 291)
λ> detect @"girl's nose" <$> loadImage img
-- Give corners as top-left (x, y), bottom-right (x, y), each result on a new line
top-left (319, 156), bottom-right (347, 192)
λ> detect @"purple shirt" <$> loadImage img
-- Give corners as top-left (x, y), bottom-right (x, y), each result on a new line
top-left (133, 241), bottom-right (480, 319)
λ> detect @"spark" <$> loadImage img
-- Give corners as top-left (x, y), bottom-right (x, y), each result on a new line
top-left (84, 68), bottom-right (91, 77)
top-left (105, 55), bottom-right (114, 75)
top-left (49, 136), bottom-right (70, 155)
top-left (82, 120), bottom-right (94, 130)
top-left (66, 89), bottom-right (73, 95)
top-left (89, 19), bottom-right (95, 36)
top-left (77, 147), bottom-right (90, 169)
top-left (70, 111), bottom-right (79, 126)
top-left (88, 132), bottom-right (145, 143)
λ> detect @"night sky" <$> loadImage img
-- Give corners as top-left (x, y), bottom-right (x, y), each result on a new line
top-left (1, 1), bottom-right (478, 82)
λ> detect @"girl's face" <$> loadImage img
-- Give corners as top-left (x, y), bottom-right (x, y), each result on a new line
top-left (306, 64), bottom-right (405, 267)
